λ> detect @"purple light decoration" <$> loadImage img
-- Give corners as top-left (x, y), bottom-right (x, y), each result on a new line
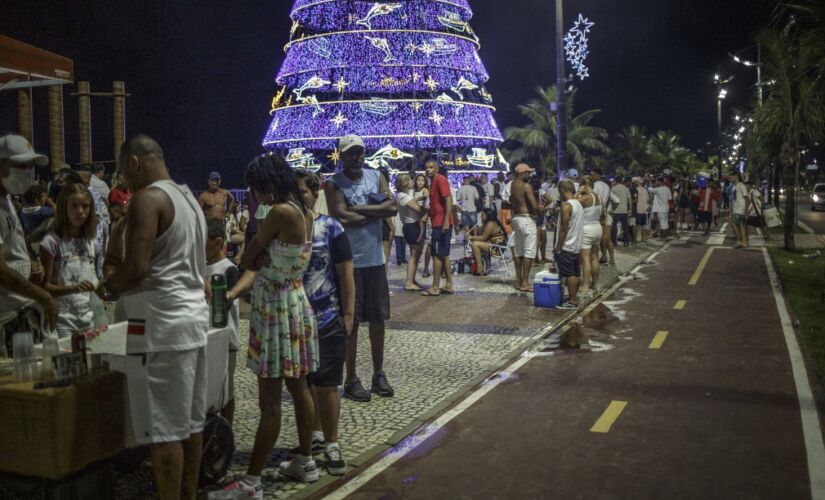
top-left (291, 1), bottom-right (474, 33)
top-left (264, 100), bottom-right (501, 150)
top-left (277, 31), bottom-right (486, 85)
top-left (264, 0), bottom-right (505, 171)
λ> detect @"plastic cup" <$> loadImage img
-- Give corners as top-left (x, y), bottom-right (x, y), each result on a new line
top-left (41, 338), bottom-right (60, 380)
top-left (12, 332), bottom-right (35, 383)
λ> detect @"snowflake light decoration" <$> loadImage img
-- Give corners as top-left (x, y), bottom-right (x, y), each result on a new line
top-left (564, 14), bottom-right (595, 81)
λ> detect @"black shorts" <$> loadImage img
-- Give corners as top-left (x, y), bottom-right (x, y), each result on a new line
top-left (307, 317), bottom-right (348, 387)
top-left (354, 265), bottom-right (390, 323)
top-left (402, 222), bottom-right (421, 245)
top-left (431, 226), bottom-right (452, 258)
top-left (698, 211), bottom-right (712, 224)
top-left (636, 214), bottom-right (647, 226)
top-left (554, 250), bottom-right (581, 278)
top-left (747, 215), bottom-right (763, 227)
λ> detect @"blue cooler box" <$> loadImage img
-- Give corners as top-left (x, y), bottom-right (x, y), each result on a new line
top-left (534, 271), bottom-right (562, 308)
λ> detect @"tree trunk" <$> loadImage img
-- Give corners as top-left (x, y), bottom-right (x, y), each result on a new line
top-left (782, 156), bottom-right (797, 251)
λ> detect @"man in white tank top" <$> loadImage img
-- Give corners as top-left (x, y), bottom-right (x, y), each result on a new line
top-left (98, 135), bottom-right (209, 499)
top-left (552, 180), bottom-right (584, 309)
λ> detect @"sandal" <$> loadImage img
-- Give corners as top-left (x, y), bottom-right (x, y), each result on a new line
top-left (422, 272), bottom-right (431, 278)
top-left (420, 288), bottom-right (441, 297)
top-left (439, 287), bottom-right (455, 295)
top-left (405, 285), bottom-right (423, 291)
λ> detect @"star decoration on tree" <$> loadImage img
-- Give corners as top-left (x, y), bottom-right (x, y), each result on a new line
top-left (411, 101), bottom-right (423, 113)
top-left (333, 76), bottom-right (350, 93)
top-left (327, 148), bottom-right (341, 163)
top-left (412, 71), bottom-right (421, 83)
top-left (419, 42), bottom-right (435, 56)
top-left (564, 14), bottom-right (595, 80)
top-left (429, 110), bottom-right (444, 126)
top-left (424, 75), bottom-right (439, 91)
top-left (330, 111), bottom-right (349, 129)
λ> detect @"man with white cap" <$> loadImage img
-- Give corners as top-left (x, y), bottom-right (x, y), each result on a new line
top-left (326, 135), bottom-right (398, 403)
top-left (0, 134), bottom-right (58, 349)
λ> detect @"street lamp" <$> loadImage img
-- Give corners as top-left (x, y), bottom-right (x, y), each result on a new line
top-left (555, 0), bottom-right (567, 179)
top-left (730, 44), bottom-right (764, 106)
top-left (714, 73), bottom-right (734, 164)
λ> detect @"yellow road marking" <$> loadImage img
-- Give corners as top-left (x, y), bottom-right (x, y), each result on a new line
top-left (689, 246), bottom-right (732, 285)
top-left (649, 331), bottom-right (669, 349)
top-left (674, 300), bottom-right (687, 310)
top-left (590, 401), bottom-right (628, 433)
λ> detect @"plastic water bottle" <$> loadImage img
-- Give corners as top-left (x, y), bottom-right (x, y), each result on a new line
top-left (211, 274), bottom-right (228, 328)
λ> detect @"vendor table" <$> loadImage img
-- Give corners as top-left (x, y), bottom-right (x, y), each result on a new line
top-left (0, 371), bottom-right (125, 480)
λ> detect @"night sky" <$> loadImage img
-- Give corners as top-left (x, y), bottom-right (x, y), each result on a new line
top-left (0, 0), bottom-right (775, 187)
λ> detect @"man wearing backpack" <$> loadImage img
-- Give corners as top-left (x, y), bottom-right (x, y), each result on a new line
top-left (456, 176), bottom-right (480, 241)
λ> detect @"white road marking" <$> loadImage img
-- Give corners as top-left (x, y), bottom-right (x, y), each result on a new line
top-left (762, 247), bottom-right (825, 498)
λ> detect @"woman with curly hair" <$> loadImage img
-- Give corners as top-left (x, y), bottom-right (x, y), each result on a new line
top-left (226, 154), bottom-right (320, 495)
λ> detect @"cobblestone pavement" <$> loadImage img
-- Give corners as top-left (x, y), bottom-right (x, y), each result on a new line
top-left (115, 237), bottom-right (665, 499)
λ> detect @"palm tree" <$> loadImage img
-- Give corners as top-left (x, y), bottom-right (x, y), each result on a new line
top-left (646, 131), bottom-right (692, 175)
top-left (610, 126), bottom-right (651, 176)
top-left (504, 85), bottom-right (610, 176)
top-left (754, 24), bottom-right (825, 250)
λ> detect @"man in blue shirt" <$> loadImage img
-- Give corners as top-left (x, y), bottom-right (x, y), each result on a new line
top-left (325, 135), bottom-right (398, 402)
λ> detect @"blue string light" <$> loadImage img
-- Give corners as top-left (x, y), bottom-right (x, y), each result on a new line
top-left (564, 14), bottom-right (594, 81)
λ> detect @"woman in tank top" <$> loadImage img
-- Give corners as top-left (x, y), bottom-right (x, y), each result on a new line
top-left (576, 176), bottom-right (604, 294)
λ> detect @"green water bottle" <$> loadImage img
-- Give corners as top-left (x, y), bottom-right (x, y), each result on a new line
top-left (210, 274), bottom-right (228, 328)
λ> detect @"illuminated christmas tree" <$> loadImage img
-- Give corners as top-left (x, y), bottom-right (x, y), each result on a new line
top-left (263, 0), bottom-right (505, 172)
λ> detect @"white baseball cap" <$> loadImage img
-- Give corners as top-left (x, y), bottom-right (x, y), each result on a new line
top-left (0, 134), bottom-right (49, 166)
top-left (338, 134), bottom-right (365, 153)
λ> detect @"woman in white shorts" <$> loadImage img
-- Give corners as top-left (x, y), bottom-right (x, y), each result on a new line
top-left (577, 176), bottom-right (604, 294)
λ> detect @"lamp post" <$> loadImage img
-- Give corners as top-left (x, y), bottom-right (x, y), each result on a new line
top-left (714, 73), bottom-right (733, 165)
top-left (555, 0), bottom-right (567, 179)
top-left (730, 43), bottom-right (763, 107)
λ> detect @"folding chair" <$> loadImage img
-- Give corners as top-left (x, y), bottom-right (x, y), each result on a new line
top-left (488, 243), bottom-right (513, 277)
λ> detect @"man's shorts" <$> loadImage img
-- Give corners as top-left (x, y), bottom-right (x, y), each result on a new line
top-left (402, 222), bottom-right (421, 245)
top-left (354, 265), bottom-right (390, 323)
top-left (431, 226), bottom-right (452, 258)
top-left (635, 214), bottom-right (648, 227)
top-left (733, 213), bottom-right (746, 225)
top-left (143, 346), bottom-right (207, 444)
top-left (512, 215), bottom-right (537, 258)
top-left (554, 250), bottom-right (581, 278)
top-left (655, 211), bottom-right (669, 228)
top-left (308, 317), bottom-right (348, 387)
top-left (461, 211), bottom-right (478, 229)
top-left (698, 211), bottom-right (712, 224)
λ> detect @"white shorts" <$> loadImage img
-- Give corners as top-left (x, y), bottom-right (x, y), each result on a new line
top-left (655, 211), bottom-right (669, 228)
top-left (143, 346), bottom-right (208, 444)
top-left (582, 223), bottom-right (603, 248)
top-left (512, 215), bottom-right (538, 258)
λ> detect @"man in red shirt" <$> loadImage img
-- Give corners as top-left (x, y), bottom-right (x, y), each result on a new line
top-left (697, 180), bottom-right (719, 236)
top-left (107, 171), bottom-right (132, 221)
top-left (422, 160), bottom-right (454, 296)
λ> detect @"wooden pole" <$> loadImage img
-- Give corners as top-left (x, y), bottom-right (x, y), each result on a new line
top-left (77, 81), bottom-right (92, 164)
top-left (17, 89), bottom-right (33, 144)
top-left (48, 86), bottom-right (66, 170)
top-left (112, 81), bottom-right (126, 161)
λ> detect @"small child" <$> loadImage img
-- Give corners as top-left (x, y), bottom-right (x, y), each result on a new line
top-left (205, 217), bottom-right (241, 423)
top-left (39, 183), bottom-right (99, 338)
top-left (20, 185), bottom-right (54, 234)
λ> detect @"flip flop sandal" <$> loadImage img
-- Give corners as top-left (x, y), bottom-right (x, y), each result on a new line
top-left (420, 289), bottom-right (441, 296)
top-left (439, 288), bottom-right (455, 295)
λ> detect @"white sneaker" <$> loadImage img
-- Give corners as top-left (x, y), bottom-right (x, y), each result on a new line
top-left (324, 445), bottom-right (347, 476)
top-left (207, 480), bottom-right (263, 499)
top-left (278, 458), bottom-right (319, 483)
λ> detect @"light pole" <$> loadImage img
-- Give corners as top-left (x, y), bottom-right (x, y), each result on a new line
top-left (730, 43), bottom-right (763, 107)
top-left (555, 0), bottom-right (566, 179)
top-left (714, 73), bottom-right (733, 165)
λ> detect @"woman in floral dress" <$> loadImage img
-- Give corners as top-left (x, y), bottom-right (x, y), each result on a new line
top-left (232, 154), bottom-right (320, 491)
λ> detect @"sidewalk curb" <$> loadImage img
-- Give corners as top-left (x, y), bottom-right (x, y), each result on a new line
top-left (305, 242), bottom-right (668, 499)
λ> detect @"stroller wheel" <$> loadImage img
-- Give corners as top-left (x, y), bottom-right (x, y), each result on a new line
top-left (199, 413), bottom-right (235, 488)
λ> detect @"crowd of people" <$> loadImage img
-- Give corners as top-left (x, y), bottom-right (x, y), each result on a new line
top-left (0, 131), bottom-right (771, 499)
